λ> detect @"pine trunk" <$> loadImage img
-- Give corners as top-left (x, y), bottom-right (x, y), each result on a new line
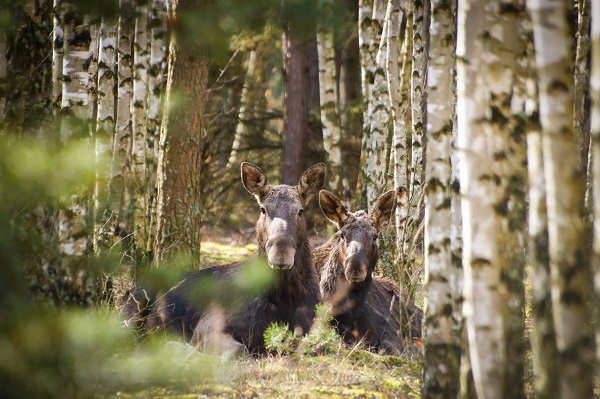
top-left (422, 0), bottom-right (459, 396)
top-left (456, 0), bottom-right (506, 397)
top-left (528, 1), bottom-right (595, 398)
top-left (591, 0), bottom-right (600, 369)
top-left (280, 29), bottom-right (309, 185)
top-left (155, 0), bottom-right (208, 265)
top-left (574, 0), bottom-right (590, 172)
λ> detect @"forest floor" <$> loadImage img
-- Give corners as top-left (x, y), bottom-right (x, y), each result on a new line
top-left (106, 239), bottom-right (423, 399)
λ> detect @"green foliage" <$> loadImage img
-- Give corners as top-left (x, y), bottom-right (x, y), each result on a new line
top-left (264, 323), bottom-right (296, 355)
top-left (264, 304), bottom-right (341, 357)
top-left (0, 309), bottom-right (232, 399)
top-left (297, 303), bottom-right (340, 356)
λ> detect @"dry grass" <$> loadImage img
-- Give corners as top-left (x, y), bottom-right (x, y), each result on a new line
top-left (109, 348), bottom-right (422, 399)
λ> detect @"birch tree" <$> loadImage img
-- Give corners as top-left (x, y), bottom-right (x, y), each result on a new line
top-left (146, 0), bottom-right (169, 254)
top-left (131, 0), bottom-right (150, 256)
top-left (317, 0), bottom-right (343, 194)
top-left (422, 0), bottom-right (458, 396)
top-left (409, 0), bottom-right (428, 207)
top-left (528, 0), bottom-right (595, 397)
top-left (58, 5), bottom-right (98, 303)
top-left (526, 35), bottom-right (558, 398)
top-left (360, 0), bottom-right (389, 211)
top-left (456, 0), bottom-right (506, 397)
top-left (110, 0), bottom-right (134, 259)
top-left (94, 17), bottom-right (118, 253)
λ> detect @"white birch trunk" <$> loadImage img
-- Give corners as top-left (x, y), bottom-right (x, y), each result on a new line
top-left (317, 0), bottom-right (342, 193)
top-left (387, 0), bottom-right (404, 193)
top-left (396, 1), bottom-right (413, 294)
top-left (422, 0), bottom-right (458, 396)
top-left (111, 0), bottom-right (134, 243)
top-left (456, 0), bottom-right (505, 397)
top-left (526, 55), bottom-right (558, 398)
top-left (51, 0), bottom-right (66, 121)
top-left (227, 50), bottom-right (256, 170)
top-left (94, 18), bottom-right (118, 253)
top-left (146, 0), bottom-right (168, 253)
top-left (59, 7), bottom-right (99, 301)
top-left (131, 0), bottom-right (150, 252)
top-left (409, 0), bottom-right (428, 204)
top-left (362, 0), bottom-right (390, 212)
top-left (528, 0), bottom-right (595, 398)
top-left (592, 0), bottom-right (600, 367)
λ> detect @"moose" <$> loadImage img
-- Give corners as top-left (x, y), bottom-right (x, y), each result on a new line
top-left (123, 162), bottom-right (325, 354)
top-left (313, 187), bottom-right (422, 356)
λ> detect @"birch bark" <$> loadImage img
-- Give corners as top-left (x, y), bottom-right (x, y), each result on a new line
top-left (317, 0), bottom-right (343, 193)
top-left (456, 0), bottom-right (506, 397)
top-left (94, 17), bottom-right (118, 253)
top-left (528, 0), bottom-right (595, 397)
top-left (422, 0), bottom-right (459, 396)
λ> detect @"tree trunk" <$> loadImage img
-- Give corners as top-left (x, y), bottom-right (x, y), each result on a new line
top-left (317, 0), bottom-right (342, 194)
top-left (422, 0), bottom-right (459, 396)
top-left (146, 0), bottom-right (169, 255)
top-left (456, 0), bottom-right (506, 397)
top-left (155, 0), bottom-right (209, 265)
top-left (131, 0), bottom-right (150, 257)
top-left (94, 17), bottom-right (118, 254)
top-left (409, 0), bottom-right (428, 209)
top-left (58, 5), bottom-right (98, 304)
top-left (574, 0), bottom-right (590, 173)
top-left (227, 50), bottom-right (256, 170)
top-left (111, 0), bottom-right (134, 259)
top-left (526, 40), bottom-right (559, 398)
top-left (280, 28), bottom-right (309, 185)
top-left (360, 0), bottom-right (389, 212)
top-left (528, 0), bottom-right (595, 398)
top-left (591, 0), bottom-right (600, 372)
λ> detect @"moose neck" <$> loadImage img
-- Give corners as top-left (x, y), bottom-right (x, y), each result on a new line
top-left (259, 238), bottom-right (317, 304)
top-left (318, 237), bottom-right (374, 310)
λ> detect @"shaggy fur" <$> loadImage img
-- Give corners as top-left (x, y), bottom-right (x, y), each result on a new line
top-left (122, 163), bottom-right (324, 354)
top-left (313, 188), bottom-right (422, 356)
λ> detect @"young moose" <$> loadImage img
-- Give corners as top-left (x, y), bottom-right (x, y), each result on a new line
top-left (123, 162), bottom-right (324, 354)
top-left (313, 188), bottom-right (422, 356)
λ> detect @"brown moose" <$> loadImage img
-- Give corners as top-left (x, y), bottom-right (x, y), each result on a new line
top-left (122, 162), bottom-right (325, 355)
top-left (313, 187), bottom-right (422, 356)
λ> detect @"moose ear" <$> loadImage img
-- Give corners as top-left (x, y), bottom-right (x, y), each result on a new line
top-left (297, 163), bottom-right (326, 204)
top-left (319, 190), bottom-right (350, 229)
top-left (241, 162), bottom-right (271, 203)
top-left (370, 187), bottom-right (407, 231)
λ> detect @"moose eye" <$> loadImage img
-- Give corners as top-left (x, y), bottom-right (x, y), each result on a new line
top-left (298, 208), bottom-right (304, 216)
top-left (260, 207), bottom-right (266, 215)
top-left (339, 232), bottom-right (346, 240)
top-left (373, 234), bottom-right (379, 242)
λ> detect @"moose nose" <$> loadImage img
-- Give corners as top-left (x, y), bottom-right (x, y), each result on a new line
top-left (344, 255), bottom-right (368, 282)
top-left (265, 238), bottom-right (296, 270)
